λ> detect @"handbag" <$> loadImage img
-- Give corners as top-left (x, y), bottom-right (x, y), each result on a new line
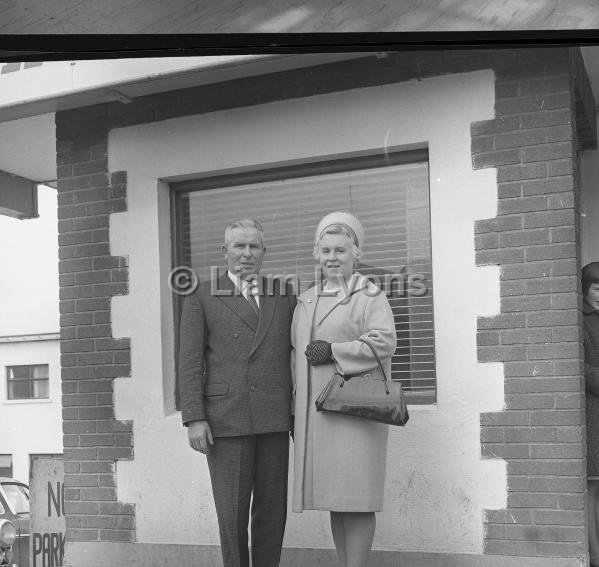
top-left (314, 337), bottom-right (409, 426)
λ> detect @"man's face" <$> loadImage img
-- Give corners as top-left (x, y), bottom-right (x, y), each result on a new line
top-left (223, 227), bottom-right (266, 279)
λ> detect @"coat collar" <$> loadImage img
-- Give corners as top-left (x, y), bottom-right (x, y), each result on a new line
top-left (297, 283), bottom-right (320, 337)
top-left (298, 273), bottom-right (372, 327)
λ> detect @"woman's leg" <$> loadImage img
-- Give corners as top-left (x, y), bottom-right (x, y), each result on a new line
top-left (330, 512), bottom-right (347, 567)
top-left (589, 480), bottom-right (599, 565)
top-left (341, 512), bottom-right (376, 567)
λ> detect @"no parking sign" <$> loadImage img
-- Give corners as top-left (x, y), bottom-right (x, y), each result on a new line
top-left (29, 458), bottom-right (65, 567)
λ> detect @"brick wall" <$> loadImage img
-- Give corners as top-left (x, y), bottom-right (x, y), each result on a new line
top-left (56, 47), bottom-right (589, 555)
top-left (57, 136), bottom-right (135, 541)
top-left (473, 50), bottom-right (589, 559)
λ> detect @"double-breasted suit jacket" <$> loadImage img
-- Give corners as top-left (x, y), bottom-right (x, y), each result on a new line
top-left (179, 273), bottom-right (296, 436)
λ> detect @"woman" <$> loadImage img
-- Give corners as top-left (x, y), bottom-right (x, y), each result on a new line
top-left (583, 262), bottom-right (599, 567)
top-left (291, 211), bottom-right (397, 567)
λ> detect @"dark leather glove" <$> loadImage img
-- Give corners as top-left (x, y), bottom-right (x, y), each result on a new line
top-left (305, 340), bottom-right (333, 365)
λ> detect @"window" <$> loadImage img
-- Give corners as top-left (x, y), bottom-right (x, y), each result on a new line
top-left (6, 364), bottom-right (49, 400)
top-left (172, 149), bottom-right (436, 405)
top-left (0, 455), bottom-right (12, 478)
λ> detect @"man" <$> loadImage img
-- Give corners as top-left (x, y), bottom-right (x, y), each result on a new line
top-left (179, 219), bottom-right (296, 567)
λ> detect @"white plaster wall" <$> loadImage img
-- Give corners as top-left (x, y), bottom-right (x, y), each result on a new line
top-left (0, 184), bottom-right (59, 335)
top-left (108, 70), bottom-right (506, 553)
top-left (0, 339), bottom-right (62, 483)
top-left (0, 184), bottom-right (61, 484)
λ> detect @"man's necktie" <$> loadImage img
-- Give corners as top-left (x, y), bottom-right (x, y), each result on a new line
top-left (246, 281), bottom-right (260, 315)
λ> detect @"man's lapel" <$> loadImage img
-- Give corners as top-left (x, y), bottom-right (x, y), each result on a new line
top-left (250, 277), bottom-right (278, 356)
top-left (215, 273), bottom-right (259, 331)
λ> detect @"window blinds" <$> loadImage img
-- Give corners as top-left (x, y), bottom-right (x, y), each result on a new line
top-left (175, 154), bottom-right (436, 404)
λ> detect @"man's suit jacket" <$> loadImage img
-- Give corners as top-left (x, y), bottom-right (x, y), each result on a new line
top-left (179, 273), bottom-right (296, 437)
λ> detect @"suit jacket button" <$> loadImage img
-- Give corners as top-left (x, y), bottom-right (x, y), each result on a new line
top-left (233, 333), bottom-right (239, 338)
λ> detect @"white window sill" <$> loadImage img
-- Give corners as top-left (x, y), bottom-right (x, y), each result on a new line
top-left (2, 398), bottom-right (53, 405)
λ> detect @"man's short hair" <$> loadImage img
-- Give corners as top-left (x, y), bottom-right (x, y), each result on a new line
top-left (224, 219), bottom-right (264, 247)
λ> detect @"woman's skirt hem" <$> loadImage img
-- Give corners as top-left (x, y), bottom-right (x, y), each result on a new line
top-left (293, 500), bottom-right (383, 513)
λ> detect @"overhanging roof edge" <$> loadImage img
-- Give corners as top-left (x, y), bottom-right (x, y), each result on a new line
top-left (0, 53), bottom-right (372, 123)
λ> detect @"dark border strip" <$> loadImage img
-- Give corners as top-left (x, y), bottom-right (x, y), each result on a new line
top-left (1, 31), bottom-right (599, 61)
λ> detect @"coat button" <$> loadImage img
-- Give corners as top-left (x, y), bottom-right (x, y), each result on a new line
top-left (233, 333), bottom-right (239, 338)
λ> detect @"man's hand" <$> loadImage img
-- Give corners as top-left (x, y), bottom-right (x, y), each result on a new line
top-left (188, 420), bottom-right (214, 453)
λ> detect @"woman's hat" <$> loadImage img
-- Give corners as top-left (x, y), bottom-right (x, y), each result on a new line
top-left (315, 211), bottom-right (364, 247)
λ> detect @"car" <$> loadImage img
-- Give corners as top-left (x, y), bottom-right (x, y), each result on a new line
top-left (0, 518), bottom-right (16, 567)
top-left (0, 479), bottom-right (30, 567)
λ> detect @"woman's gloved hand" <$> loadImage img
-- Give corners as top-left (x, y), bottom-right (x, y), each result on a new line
top-left (305, 340), bottom-right (333, 365)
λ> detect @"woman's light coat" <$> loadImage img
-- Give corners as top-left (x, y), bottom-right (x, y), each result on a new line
top-left (291, 274), bottom-right (397, 512)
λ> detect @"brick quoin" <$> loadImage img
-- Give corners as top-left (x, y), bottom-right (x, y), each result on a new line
top-left (56, 97), bottom-right (133, 542)
top-left (57, 47), bottom-right (593, 554)
top-left (473, 48), bottom-right (594, 560)
top-left (57, 154), bottom-right (133, 542)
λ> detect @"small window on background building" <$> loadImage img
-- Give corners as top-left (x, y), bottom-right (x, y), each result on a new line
top-left (171, 149), bottom-right (436, 407)
top-left (0, 455), bottom-right (12, 477)
top-left (6, 364), bottom-right (49, 400)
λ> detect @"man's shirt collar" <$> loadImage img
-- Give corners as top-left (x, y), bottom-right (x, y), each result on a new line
top-left (227, 270), bottom-right (257, 287)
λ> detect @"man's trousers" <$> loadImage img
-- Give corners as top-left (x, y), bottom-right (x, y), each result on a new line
top-left (206, 432), bottom-right (289, 567)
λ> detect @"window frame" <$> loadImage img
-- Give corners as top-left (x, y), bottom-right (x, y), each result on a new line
top-left (170, 147), bottom-right (436, 407)
top-left (0, 455), bottom-right (12, 479)
top-left (6, 364), bottom-right (50, 401)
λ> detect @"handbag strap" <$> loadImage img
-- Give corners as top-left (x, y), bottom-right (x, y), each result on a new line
top-left (358, 337), bottom-right (389, 382)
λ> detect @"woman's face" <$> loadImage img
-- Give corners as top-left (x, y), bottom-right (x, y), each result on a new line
top-left (586, 283), bottom-right (599, 310)
top-left (318, 233), bottom-right (355, 281)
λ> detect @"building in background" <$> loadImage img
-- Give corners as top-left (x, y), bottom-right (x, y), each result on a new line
top-left (0, 184), bottom-right (62, 483)
top-left (0, 48), bottom-right (598, 566)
